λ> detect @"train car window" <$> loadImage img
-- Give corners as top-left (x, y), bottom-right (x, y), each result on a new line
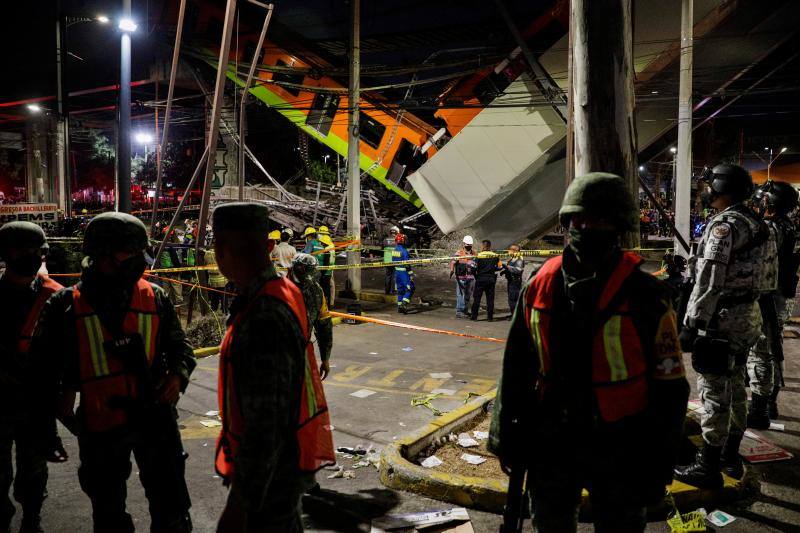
top-left (387, 139), bottom-right (425, 187)
top-left (272, 59), bottom-right (304, 97)
top-left (359, 112), bottom-right (386, 149)
top-left (306, 93), bottom-right (340, 136)
top-left (474, 71), bottom-right (512, 106)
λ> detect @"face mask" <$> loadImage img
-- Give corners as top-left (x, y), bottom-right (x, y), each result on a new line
top-left (568, 227), bottom-right (618, 264)
top-left (464, 245), bottom-right (472, 252)
top-left (7, 254), bottom-right (42, 277)
top-left (700, 190), bottom-right (716, 209)
top-left (103, 253), bottom-right (146, 288)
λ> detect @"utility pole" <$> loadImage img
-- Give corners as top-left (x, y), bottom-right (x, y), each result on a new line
top-left (346, 0), bottom-right (361, 295)
top-left (55, 6), bottom-right (71, 215)
top-left (117, 0), bottom-right (133, 213)
top-left (571, 0), bottom-right (639, 248)
top-left (675, 0), bottom-right (693, 257)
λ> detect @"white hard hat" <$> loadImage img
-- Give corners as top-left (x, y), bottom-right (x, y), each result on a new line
top-left (463, 235), bottom-right (474, 245)
top-left (283, 228), bottom-right (294, 237)
top-left (390, 225), bottom-right (400, 234)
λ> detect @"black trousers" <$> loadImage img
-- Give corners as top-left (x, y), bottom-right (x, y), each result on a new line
top-left (384, 266), bottom-right (396, 294)
top-left (471, 277), bottom-right (496, 320)
top-left (77, 409), bottom-right (192, 533)
top-left (508, 279), bottom-right (522, 312)
top-left (0, 418), bottom-right (48, 528)
top-left (319, 275), bottom-right (332, 304)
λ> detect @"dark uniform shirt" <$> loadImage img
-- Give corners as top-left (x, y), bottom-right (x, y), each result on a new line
top-left (226, 265), bottom-right (313, 511)
top-left (475, 251), bottom-right (501, 279)
top-left (300, 279), bottom-right (334, 363)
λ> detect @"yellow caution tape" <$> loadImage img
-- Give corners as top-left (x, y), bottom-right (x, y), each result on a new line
top-left (411, 393), bottom-right (446, 416)
top-left (666, 510), bottom-right (707, 532)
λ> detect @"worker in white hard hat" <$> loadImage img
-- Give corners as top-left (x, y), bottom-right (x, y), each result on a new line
top-left (383, 225), bottom-right (401, 295)
top-left (272, 228), bottom-right (298, 275)
top-left (449, 235), bottom-right (477, 318)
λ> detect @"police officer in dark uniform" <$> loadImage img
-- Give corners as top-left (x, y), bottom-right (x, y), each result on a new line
top-left (748, 180), bottom-right (799, 423)
top-left (31, 213), bottom-right (195, 533)
top-left (0, 222), bottom-right (66, 533)
top-left (490, 173), bottom-right (689, 532)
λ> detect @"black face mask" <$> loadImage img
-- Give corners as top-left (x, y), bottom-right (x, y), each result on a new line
top-left (568, 227), bottom-right (618, 265)
top-left (98, 253), bottom-right (147, 289)
top-left (700, 190), bottom-right (716, 209)
top-left (7, 254), bottom-right (43, 277)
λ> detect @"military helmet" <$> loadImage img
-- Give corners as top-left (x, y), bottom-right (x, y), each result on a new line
top-left (0, 221), bottom-right (47, 258)
top-left (756, 180), bottom-right (799, 215)
top-left (291, 252), bottom-right (318, 281)
top-left (83, 212), bottom-right (148, 257)
top-left (559, 172), bottom-right (637, 231)
top-left (704, 164), bottom-right (754, 203)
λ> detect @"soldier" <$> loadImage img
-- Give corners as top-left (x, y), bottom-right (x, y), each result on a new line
top-left (31, 212), bottom-right (195, 532)
top-left (675, 164), bottom-right (778, 486)
top-left (489, 173), bottom-right (689, 532)
top-left (747, 181), bottom-right (799, 426)
top-left (213, 203), bottom-right (334, 532)
top-left (289, 253), bottom-right (334, 380)
top-left (0, 222), bottom-right (66, 533)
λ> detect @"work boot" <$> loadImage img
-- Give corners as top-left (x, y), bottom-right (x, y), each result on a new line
top-left (747, 393), bottom-right (771, 430)
top-left (768, 388), bottom-right (780, 419)
top-left (721, 432), bottom-right (744, 479)
top-left (674, 444), bottom-right (723, 489)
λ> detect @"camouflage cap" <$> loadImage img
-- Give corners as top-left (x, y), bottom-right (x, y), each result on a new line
top-left (83, 212), bottom-right (148, 257)
top-left (292, 252), bottom-right (318, 271)
top-left (559, 172), bottom-right (637, 231)
top-left (212, 202), bottom-right (270, 235)
top-left (0, 221), bottom-right (46, 256)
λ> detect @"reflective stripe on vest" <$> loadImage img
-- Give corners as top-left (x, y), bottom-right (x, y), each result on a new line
top-left (17, 275), bottom-right (63, 354)
top-left (73, 279), bottom-right (160, 433)
top-left (525, 252), bottom-right (648, 423)
top-left (215, 276), bottom-right (335, 481)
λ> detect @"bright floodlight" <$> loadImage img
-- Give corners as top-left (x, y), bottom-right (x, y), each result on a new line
top-left (96, 15), bottom-right (110, 23)
top-left (26, 103), bottom-right (42, 113)
top-left (670, 146), bottom-right (677, 154)
top-left (781, 147), bottom-right (788, 153)
top-left (135, 132), bottom-right (154, 145)
top-left (639, 165), bottom-right (645, 171)
top-left (119, 18), bottom-right (138, 32)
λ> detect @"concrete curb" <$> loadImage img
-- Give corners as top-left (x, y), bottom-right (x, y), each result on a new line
top-left (379, 391), bottom-right (744, 514)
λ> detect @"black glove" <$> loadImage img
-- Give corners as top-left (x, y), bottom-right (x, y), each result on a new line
top-left (679, 327), bottom-right (697, 352)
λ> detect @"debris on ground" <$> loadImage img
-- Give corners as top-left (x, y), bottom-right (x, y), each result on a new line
top-left (706, 510), bottom-right (736, 527)
top-left (372, 507), bottom-right (471, 531)
top-left (326, 465), bottom-right (356, 479)
top-left (667, 508), bottom-right (707, 532)
top-left (411, 393), bottom-right (446, 416)
top-left (199, 419), bottom-right (222, 428)
top-left (460, 453), bottom-right (486, 466)
top-left (351, 389), bottom-right (378, 398)
top-left (421, 456), bottom-right (443, 468)
top-left (185, 312), bottom-right (226, 350)
top-left (417, 414), bottom-right (505, 479)
top-left (337, 446), bottom-right (368, 456)
top-left (457, 433), bottom-right (479, 448)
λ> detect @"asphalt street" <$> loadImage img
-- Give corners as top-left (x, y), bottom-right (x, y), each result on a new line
top-left (10, 267), bottom-right (800, 532)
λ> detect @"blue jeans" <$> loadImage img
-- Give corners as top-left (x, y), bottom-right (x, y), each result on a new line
top-left (455, 278), bottom-right (474, 314)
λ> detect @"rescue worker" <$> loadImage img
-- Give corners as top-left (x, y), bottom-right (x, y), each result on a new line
top-left (316, 226), bottom-right (336, 306)
top-left (159, 232), bottom-right (183, 305)
top-left (393, 233), bottom-right (414, 314)
top-left (501, 244), bottom-right (525, 317)
top-left (31, 212), bottom-right (196, 532)
top-left (289, 253), bottom-right (333, 380)
top-left (213, 203), bottom-right (334, 532)
top-left (449, 236), bottom-right (476, 318)
top-left (273, 229), bottom-right (298, 274)
top-left (675, 164), bottom-right (778, 486)
top-left (383, 226), bottom-right (400, 295)
top-left (0, 222), bottom-right (65, 533)
top-left (489, 173), bottom-right (689, 532)
top-left (747, 180), bottom-right (799, 426)
top-left (267, 230), bottom-right (281, 254)
top-left (302, 227), bottom-right (332, 303)
top-left (470, 240), bottom-right (501, 321)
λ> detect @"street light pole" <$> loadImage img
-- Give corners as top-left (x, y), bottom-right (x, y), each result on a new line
top-left (766, 146), bottom-right (788, 180)
top-left (347, 0), bottom-right (361, 295)
top-left (117, 0), bottom-right (133, 213)
top-left (55, 6), bottom-right (72, 215)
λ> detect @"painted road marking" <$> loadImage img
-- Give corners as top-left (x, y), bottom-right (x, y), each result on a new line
top-left (192, 364), bottom-right (496, 399)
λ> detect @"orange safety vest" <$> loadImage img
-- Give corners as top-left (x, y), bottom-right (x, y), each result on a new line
top-left (215, 276), bottom-right (335, 481)
top-left (524, 252), bottom-right (648, 423)
top-left (17, 275), bottom-right (63, 354)
top-left (73, 279), bottom-right (160, 433)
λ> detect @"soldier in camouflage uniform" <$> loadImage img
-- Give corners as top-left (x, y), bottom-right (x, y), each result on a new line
top-left (32, 213), bottom-right (196, 532)
top-left (676, 164), bottom-right (778, 486)
top-left (289, 253), bottom-right (334, 380)
top-left (747, 181), bottom-right (799, 425)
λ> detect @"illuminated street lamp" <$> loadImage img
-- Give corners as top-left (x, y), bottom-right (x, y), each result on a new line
top-left (26, 103), bottom-right (42, 113)
top-left (118, 18), bottom-right (138, 32)
top-left (96, 15), bottom-right (110, 24)
top-left (766, 146), bottom-right (788, 180)
top-left (135, 132), bottom-right (154, 145)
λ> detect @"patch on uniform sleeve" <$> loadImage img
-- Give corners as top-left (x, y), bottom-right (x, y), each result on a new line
top-left (703, 222), bottom-right (732, 263)
top-left (653, 310), bottom-right (686, 380)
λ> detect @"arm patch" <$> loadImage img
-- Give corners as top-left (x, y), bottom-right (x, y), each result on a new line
top-left (703, 222), bottom-right (733, 264)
